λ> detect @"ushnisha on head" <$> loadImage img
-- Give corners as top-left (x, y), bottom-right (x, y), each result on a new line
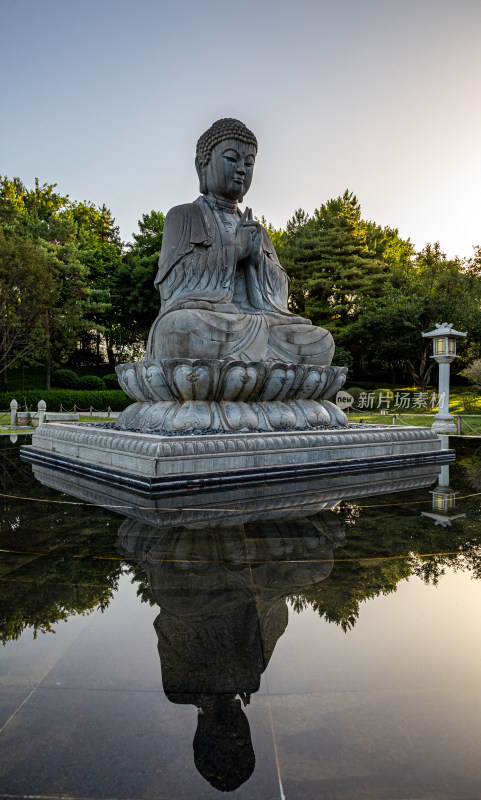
top-left (195, 118), bottom-right (258, 203)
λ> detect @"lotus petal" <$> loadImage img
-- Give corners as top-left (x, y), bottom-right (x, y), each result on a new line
top-left (220, 364), bottom-right (259, 400)
top-left (172, 400), bottom-right (213, 430)
top-left (296, 368), bottom-right (325, 399)
top-left (115, 364), bottom-right (145, 401)
top-left (220, 401), bottom-right (259, 430)
top-left (144, 362), bottom-right (174, 401)
top-left (260, 365), bottom-right (297, 401)
top-left (321, 367), bottom-right (348, 400)
top-left (260, 400), bottom-right (298, 428)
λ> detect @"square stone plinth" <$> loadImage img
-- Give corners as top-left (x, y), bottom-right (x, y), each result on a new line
top-left (20, 423), bottom-right (452, 495)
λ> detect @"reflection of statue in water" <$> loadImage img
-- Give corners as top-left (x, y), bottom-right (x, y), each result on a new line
top-left (147, 118), bottom-right (334, 365)
top-left (192, 694), bottom-right (254, 792)
top-left (117, 515), bottom-right (345, 792)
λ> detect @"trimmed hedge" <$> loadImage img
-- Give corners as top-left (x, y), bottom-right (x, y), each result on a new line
top-left (0, 389), bottom-right (131, 413)
top-left (51, 369), bottom-right (80, 389)
top-left (77, 375), bottom-right (106, 390)
top-left (104, 373), bottom-right (120, 389)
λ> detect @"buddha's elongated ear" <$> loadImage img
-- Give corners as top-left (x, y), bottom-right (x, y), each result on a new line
top-left (195, 156), bottom-right (208, 194)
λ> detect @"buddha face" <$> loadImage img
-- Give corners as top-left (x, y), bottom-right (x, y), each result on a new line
top-left (199, 138), bottom-right (256, 201)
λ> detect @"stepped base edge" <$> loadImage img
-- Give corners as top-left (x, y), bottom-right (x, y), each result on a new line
top-left (20, 423), bottom-right (454, 496)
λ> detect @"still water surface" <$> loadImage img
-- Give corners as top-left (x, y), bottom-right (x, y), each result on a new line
top-left (1, 438), bottom-right (481, 799)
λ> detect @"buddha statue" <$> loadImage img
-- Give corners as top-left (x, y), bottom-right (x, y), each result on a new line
top-left (146, 118), bottom-right (334, 365)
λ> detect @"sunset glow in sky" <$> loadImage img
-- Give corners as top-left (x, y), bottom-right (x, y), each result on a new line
top-left (2, 0), bottom-right (480, 258)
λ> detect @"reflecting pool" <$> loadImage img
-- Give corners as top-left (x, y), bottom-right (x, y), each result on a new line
top-left (1, 437), bottom-right (481, 799)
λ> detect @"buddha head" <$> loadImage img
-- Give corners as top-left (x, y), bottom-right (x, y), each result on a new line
top-left (193, 695), bottom-right (255, 791)
top-left (196, 118), bottom-right (258, 203)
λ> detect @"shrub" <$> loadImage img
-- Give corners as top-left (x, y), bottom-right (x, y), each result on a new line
top-left (461, 393), bottom-right (480, 413)
top-left (104, 373), bottom-right (120, 389)
top-left (51, 369), bottom-right (80, 388)
top-left (459, 360), bottom-right (481, 390)
top-left (0, 389), bottom-right (131, 413)
top-left (77, 375), bottom-right (106, 391)
top-left (333, 345), bottom-right (353, 371)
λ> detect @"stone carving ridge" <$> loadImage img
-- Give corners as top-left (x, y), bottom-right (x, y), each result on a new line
top-left (32, 423), bottom-right (440, 461)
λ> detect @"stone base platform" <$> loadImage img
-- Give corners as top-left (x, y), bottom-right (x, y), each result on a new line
top-left (30, 460), bottom-right (447, 530)
top-left (20, 422), bottom-right (453, 495)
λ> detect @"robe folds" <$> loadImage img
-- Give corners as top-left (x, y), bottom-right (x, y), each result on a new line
top-left (147, 196), bottom-right (334, 364)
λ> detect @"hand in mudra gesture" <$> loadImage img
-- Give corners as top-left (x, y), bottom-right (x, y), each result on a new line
top-left (236, 207), bottom-right (263, 265)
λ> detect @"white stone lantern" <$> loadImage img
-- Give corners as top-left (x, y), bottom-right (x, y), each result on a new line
top-left (421, 456), bottom-right (466, 526)
top-left (422, 323), bottom-right (466, 434)
top-left (421, 487), bottom-right (466, 526)
top-left (431, 487), bottom-right (457, 514)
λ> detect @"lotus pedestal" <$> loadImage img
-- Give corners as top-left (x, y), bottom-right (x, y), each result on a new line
top-left (21, 359), bottom-right (450, 494)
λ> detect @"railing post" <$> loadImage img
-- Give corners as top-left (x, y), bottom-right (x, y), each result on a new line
top-left (90, 405), bottom-right (93, 416)
top-left (10, 399), bottom-right (18, 426)
top-left (38, 399), bottom-right (46, 426)
top-left (107, 406), bottom-right (111, 417)
top-left (457, 415), bottom-right (461, 435)
top-left (392, 414), bottom-right (397, 425)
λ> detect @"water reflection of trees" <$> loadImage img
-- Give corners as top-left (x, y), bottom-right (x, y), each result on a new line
top-left (459, 451), bottom-right (481, 492)
top-left (0, 521), bottom-right (122, 644)
top-left (291, 487), bottom-right (481, 630)
top-left (2, 445), bottom-right (481, 644)
top-left (3, 501), bottom-right (481, 644)
top-left (0, 444), bottom-right (123, 644)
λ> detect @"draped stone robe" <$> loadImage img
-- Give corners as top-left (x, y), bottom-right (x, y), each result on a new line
top-left (147, 196), bottom-right (334, 364)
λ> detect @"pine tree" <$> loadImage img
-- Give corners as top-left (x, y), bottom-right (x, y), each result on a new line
top-left (282, 191), bottom-right (388, 341)
top-left (113, 210), bottom-right (165, 344)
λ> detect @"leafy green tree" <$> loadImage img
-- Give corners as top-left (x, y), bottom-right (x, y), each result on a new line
top-left (0, 176), bottom-right (125, 382)
top-left (350, 243), bottom-right (481, 388)
top-left (0, 177), bottom-right (89, 385)
top-left (257, 215), bottom-right (285, 252)
top-left (114, 210), bottom-right (165, 346)
top-left (0, 232), bottom-right (56, 378)
top-left (69, 201), bottom-right (123, 364)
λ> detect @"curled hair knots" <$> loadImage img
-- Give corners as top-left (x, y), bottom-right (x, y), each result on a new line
top-left (196, 118), bottom-right (258, 168)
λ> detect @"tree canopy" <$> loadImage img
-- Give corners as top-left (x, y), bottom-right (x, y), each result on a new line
top-left (349, 242), bottom-right (481, 387)
top-left (0, 176), bottom-right (123, 384)
top-left (2, 173), bottom-right (481, 389)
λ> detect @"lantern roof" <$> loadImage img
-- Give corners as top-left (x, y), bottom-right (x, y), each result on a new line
top-left (422, 322), bottom-right (467, 339)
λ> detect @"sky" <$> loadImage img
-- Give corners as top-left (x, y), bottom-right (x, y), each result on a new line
top-left (1, 0), bottom-right (481, 259)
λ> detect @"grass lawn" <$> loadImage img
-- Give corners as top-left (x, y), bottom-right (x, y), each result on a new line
top-left (345, 386), bottom-right (481, 435)
top-left (347, 411), bottom-right (481, 435)
top-left (0, 412), bottom-right (116, 431)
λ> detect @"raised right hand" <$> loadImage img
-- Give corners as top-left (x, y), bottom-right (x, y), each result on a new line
top-left (236, 208), bottom-right (263, 264)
